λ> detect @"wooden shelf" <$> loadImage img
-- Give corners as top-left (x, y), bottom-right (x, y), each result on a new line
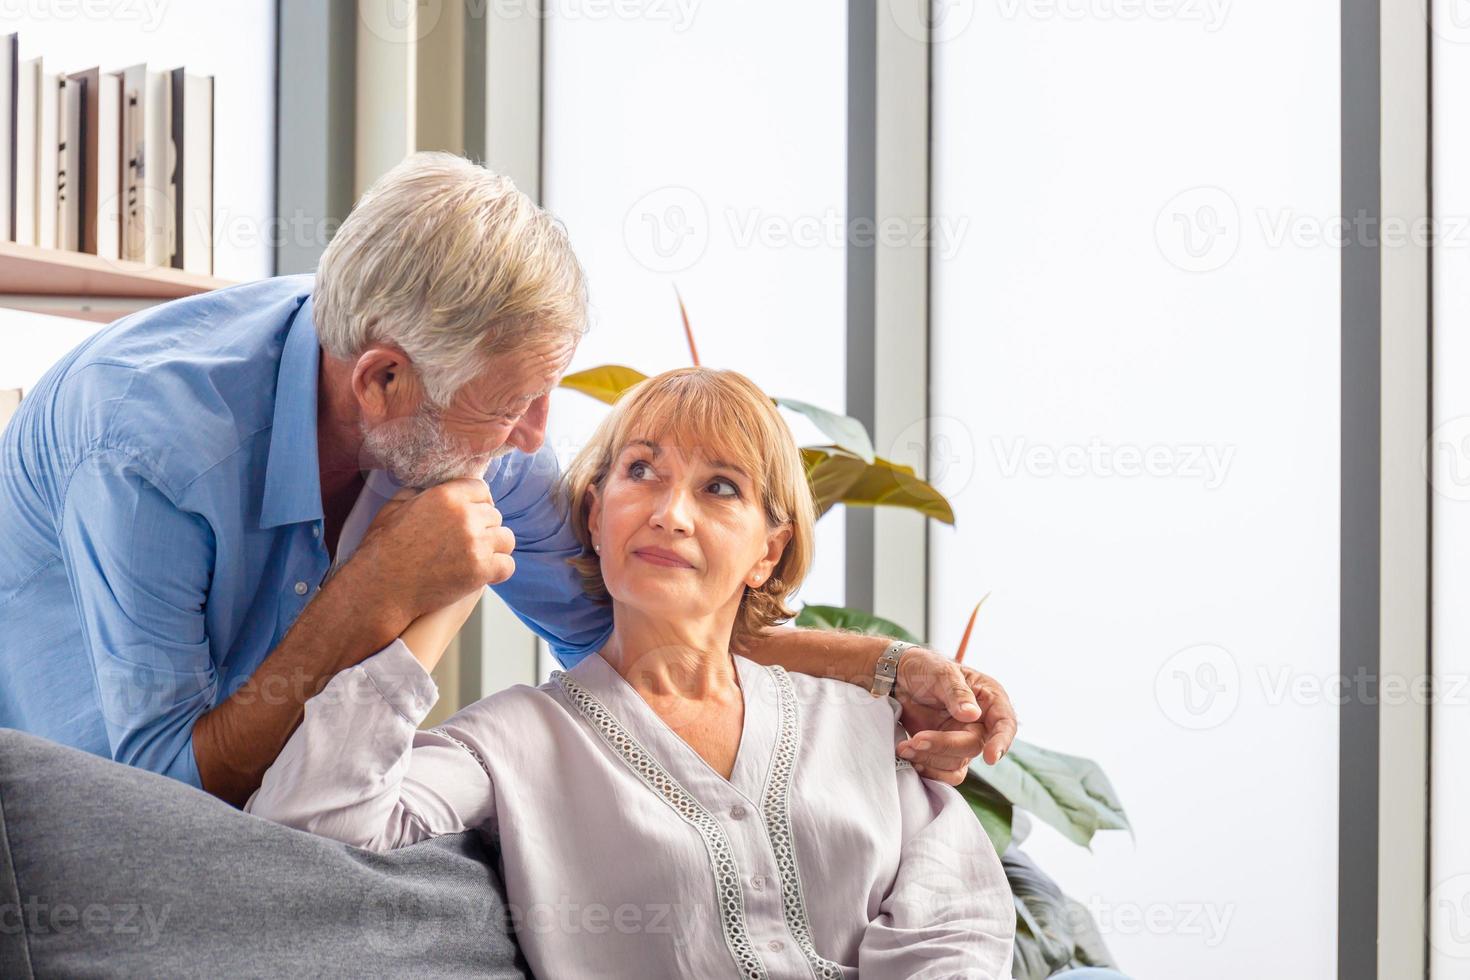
top-left (0, 240), bottom-right (231, 301)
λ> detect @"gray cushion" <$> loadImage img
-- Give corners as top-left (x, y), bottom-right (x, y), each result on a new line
top-left (0, 728), bottom-right (528, 979)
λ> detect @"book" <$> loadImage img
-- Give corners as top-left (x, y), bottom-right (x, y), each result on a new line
top-left (117, 63), bottom-right (145, 261)
top-left (15, 56), bottom-right (37, 245)
top-left (68, 67), bottom-right (98, 254)
top-left (35, 67), bottom-right (55, 249)
top-left (168, 68), bottom-right (211, 274)
top-left (0, 34), bottom-right (15, 242)
top-left (56, 72), bottom-right (77, 251)
top-left (143, 67), bottom-right (169, 266)
top-left (0, 388), bottom-right (20, 432)
top-left (95, 71), bottom-right (120, 260)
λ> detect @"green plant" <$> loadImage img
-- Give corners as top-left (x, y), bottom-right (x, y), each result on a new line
top-left (559, 293), bottom-right (1129, 977)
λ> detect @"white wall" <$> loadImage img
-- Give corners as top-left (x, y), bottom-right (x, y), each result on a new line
top-left (9, 0), bottom-right (276, 281)
top-left (1430, 3), bottom-right (1470, 975)
top-left (929, 4), bottom-right (1339, 976)
top-left (541, 1), bottom-right (849, 610)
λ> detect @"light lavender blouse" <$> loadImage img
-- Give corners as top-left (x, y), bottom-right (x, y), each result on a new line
top-left (245, 636), bottom-right (1015, 978)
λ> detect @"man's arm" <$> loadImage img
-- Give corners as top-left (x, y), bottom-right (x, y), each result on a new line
top-left (56, 448), bottom-right (420, 806)
top-left (741, 625), bottom-right (1018, 784)
top-left (192, 556), bottom-right (413, 806)
top-left (483, 443), bottom-right (614, 665)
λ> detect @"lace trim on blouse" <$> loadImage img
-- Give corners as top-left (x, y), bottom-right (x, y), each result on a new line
top-left (761, 666), bottom-right (843, 979)
top-left (552, 671), bottom-right (769, 980)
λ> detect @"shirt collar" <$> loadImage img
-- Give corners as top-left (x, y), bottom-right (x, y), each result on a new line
top-left (260, 294), bottom-right (325, 530)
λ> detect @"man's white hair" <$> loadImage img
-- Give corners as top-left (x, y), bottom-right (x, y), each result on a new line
top-left (314, 151), bottom-right (587, 408)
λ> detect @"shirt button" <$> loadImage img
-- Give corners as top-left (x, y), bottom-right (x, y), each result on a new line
top-left (312, 525), bottom-right (321, 539)
top-left (730, 804), bottom-right (748, 820)
top-left (751, 875), bottom-right (765, 890)
top-left (767, 939), bottom-right (784, 953)
top-left (293, 581), bottom-right (308, 596)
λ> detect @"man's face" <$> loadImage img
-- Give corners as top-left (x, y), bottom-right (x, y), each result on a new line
top-left (361, 338), bottom-right (578, 488)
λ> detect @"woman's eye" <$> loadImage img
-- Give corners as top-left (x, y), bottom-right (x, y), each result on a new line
top-left (628, 460), bottom-right (654, 480)
top-left (708, 478), bottom-right (740, 497)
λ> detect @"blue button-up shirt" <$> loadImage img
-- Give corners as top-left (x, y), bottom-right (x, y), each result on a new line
top-left (0, 275), bottom-right (613, 788)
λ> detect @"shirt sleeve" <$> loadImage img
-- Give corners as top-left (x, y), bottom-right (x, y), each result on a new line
top-left (56, 447), bottom-right (219, 787)
top-left (485, 442), bottom-right (613, 667)
top-left (857, 707), bottom-right (1017, 979)
top-left (244, 638), bottom-right (498, 851)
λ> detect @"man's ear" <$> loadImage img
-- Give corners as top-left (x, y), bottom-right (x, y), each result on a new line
top-left (352, 346), bottom-right (417, 421)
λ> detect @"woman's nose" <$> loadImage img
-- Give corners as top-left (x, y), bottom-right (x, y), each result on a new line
top-left (650, 485), bottom-right (695, 535)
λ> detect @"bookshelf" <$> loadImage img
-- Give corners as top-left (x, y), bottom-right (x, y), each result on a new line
top-left (0, 240), bottom-right (230, 322)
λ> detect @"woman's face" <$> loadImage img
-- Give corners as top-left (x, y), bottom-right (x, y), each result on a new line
top-left (587, 437), bottom-right (791, 625)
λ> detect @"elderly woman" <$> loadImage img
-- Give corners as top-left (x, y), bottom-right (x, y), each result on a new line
top-left (246, 367), bottom-right (1015, 978)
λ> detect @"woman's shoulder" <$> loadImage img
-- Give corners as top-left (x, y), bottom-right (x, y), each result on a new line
top-left (741, 656), bottom-right (906, 736)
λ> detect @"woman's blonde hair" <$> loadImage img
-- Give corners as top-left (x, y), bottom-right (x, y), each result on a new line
top-left (560, 367), bottom-right (817, 652)
top-left (314, 152), bottom-right (587, 409)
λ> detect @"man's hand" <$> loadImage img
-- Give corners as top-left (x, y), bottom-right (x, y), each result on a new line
top-left (893, 648), bottom-right (1018, 785)
top-left (349, 479), bottom-right (516, 623)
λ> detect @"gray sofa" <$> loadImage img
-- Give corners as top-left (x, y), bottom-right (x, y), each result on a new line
top-left (0, 728), bottom-right (528, 979)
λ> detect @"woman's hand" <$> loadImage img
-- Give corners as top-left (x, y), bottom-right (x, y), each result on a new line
top-left (400, 588), bottom-right (483, 674)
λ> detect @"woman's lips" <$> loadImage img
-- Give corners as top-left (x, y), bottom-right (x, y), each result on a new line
top-left (633, 548), bottom-right (695, 569)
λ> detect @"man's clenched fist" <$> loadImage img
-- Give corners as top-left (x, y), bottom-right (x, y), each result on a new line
top-left (351, 478), bottom-right (516, 622)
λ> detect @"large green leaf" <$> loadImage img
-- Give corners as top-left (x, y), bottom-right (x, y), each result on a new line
top-left (803, 447), bottom-right (955, 524)
top-left (794, 604), bottom-right (921, 644)
top-left (969, 740), bottom-right (1130, 848)
top-left (559, 365), bottom-right (649, 404)
top-left (774, 398), bottom-right (875, 463)
top-left (956, 774), bottom-right (1014, 855)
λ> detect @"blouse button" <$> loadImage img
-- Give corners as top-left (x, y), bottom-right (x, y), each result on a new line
top-left (730, 804), bottom-right (748, 820)
top-left (312, 525), bottom-right (321, 539)
top-left (293, 581), bottom-right (308, 596)
top-left (751, 874), bottom-right (765, 890)
top-left (767, 940), bottom-right (785, 953)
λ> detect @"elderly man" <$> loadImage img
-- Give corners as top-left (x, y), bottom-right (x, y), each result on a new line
top-left (0, 153), bottom-right (1016, 808)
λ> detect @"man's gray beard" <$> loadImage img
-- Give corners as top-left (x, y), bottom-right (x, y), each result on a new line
top-left (359, 405), bottom-right (512, 489)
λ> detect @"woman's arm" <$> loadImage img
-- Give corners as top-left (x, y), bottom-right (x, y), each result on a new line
top-left (243, 605), bottom-right (496, 851)
top-left (856, 710), bottom-right (1017, 978)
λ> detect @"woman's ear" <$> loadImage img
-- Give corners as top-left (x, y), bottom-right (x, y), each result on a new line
top-left (750, 522), bottom-right (793, 586)
top-left (585, 484), bottom-right (602, 552)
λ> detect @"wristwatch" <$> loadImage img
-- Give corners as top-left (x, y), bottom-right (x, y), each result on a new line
top-left (871, 640), bottom-right (915, 698)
